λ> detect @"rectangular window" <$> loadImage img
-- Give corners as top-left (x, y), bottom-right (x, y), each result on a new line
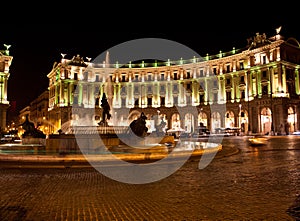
top-left (240, 76), bottom-right (244, 83)
top-left (135, 75), bottom-right (139, 82)
top-left (161, 73), bottom-right (165, 80)
top-left (160, 97), bottom-right (165, 106)
top-left (213, 80), bottom-right (218, 87)
top-left (226, 65), bottom-right (230, 73)
top-left (240, 62), bottom-right (244, 70)
top-left (213, 67), bottom-right (217, 74)
top-left (121, 98), bottom-right (126, 107)
top-left (187, 72), bottom-right (191, 79)
top-left (134, 99), bottom-right (139, 107)
top-left (147, 97), bottom-right (152, 106)
top-left (122, 75), bottom-right (126, 82)
top-left (200, 70), bottom-right (204, 77)
top-left (134, 86), bottom-right (139, 93)
top-left (226, 91), bottom-right (231, 101)
top-left (241, 91), bottom-right (245, 99)
top-left (174, 96), bottom-right (178, 105)
top-left (214, 93), bottom-right (218, 102)
top-left (174, 84), bottom-right (178, 91)
top-left (174, 73), bottom-right (178, 80)
top-left (199, 94), bottom-right (204, 103)
top-left (262, 85), bottom-right (268, 95)
top-left (262, 55), bottom-right (266, 64)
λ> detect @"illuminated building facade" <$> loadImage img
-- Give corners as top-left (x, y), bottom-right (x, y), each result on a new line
top-left (0, 44), bottom-right (13, 132)
top-left (29, 90), bottom-right (50, 135)
top-left (47, 29), bottom-right (300, 135)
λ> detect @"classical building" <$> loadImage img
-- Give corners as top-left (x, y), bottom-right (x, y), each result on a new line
top-left (47, 28), bottom-right (300, 136)
top-left (0, 44), bottom-right (13, 132)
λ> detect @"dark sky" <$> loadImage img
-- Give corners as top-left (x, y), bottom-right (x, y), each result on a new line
top-left (1, 21), bottom-right (299, 115)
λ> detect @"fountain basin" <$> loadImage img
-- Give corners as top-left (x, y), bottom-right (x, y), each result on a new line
top-left (46, 133), bottom-right (175, 154)
top-left (0, 140), bottom-right (222, 161)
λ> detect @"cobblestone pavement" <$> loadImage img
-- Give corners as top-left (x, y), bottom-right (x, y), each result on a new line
top-left (0, 136), bottom-right (299, 220)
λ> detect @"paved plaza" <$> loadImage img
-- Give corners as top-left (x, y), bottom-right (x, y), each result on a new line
top-left (0, 136), bottom-right (300, 220)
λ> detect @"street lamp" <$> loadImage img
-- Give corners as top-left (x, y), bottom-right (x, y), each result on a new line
top-left (0, 80), bottom-right (3, 103)
top-left (239, 103), bottom-right (242, 128)
top-left (247, 71), bottom-right (251, 135)
top-left (270, 68), bottom-right (274, 135)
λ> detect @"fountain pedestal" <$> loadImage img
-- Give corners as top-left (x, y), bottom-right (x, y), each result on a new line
top-left (22, 137), bottom-right (46, 146)
top-left (45, 126), bottom-right (174, 154)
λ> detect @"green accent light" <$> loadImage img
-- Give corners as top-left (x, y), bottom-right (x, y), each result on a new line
top-left (167, 59), bottom-right (170, 66)
top-left (154, 60), bottom-right (158, 67)
top-left (129, 61), bottom-right (132, 68)
top-left (232, 47), bottom-right (236, 54)
top-left (206, 53), bottom-right (209, 61)
top-left (193, 56), bottom-right (196, 63)
top-left (115, 61), bottom-right (119, 68)
top-left (180, 57), bottom-right (183, 65)
top-left (56, 68), bottom-right (60, 81)
top-left (141, 61), bottom-right (145, 68)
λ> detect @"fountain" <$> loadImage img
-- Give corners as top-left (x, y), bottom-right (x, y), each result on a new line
top-left (1, 96), bottom-right (222, 164)
top-left (1, 50), bottom-right (222, 164)
top-left (45, 93), bottom-right (175, 155)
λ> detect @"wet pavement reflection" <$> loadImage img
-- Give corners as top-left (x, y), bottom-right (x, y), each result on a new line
top-left (0, 135), bottom-right (299, 220)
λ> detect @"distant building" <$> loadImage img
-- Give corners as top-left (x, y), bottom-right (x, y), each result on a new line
top-left (18, 106), bottom-right (30, 137)
top-left (18, 91), bottom-right (50, 137)
top-left (0, 44), bottom-right (13, 132)
top-left (47, 28), bottom-right (300, 135)
top-left (29, 90), bottom-right (50, 136)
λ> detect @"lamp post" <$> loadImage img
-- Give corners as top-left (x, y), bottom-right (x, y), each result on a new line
top-left (270, 68), bottom-right (274, 135)
top-left (247, 71), bottom-right (251, 135)
top-left (0, 79), bottom-right (3, 103)
top-left (239, 104), bottom-right (242, 128)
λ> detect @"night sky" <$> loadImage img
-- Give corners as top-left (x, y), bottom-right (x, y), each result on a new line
top-left (1, 21), bottom-right (299, 116)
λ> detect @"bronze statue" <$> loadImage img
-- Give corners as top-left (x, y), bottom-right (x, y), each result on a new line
top-left (21, 114), bottom-right (46, 138)
top-left (129, 112), bottom-right (148, 137)
top-left (98, 93), bottom-right (111, 126)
